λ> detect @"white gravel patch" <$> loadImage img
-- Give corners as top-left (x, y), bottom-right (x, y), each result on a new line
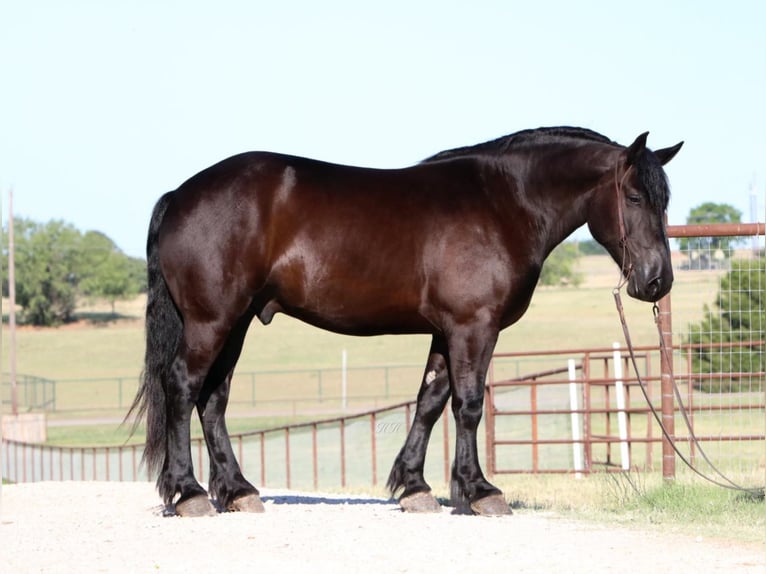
top-left (1, 481), bottom-right (763, 573)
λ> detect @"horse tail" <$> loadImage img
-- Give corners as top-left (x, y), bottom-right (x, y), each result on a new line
top-left (125, 191), bottom-right (181, 478)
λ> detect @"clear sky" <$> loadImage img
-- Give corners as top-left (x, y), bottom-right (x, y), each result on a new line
top-left (1, 1), bottom-right (764, 258)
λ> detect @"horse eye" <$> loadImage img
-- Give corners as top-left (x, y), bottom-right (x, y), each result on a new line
top-left (627, 194), bottom-right (642, 205)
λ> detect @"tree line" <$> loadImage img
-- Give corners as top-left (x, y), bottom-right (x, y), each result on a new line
top-left (2, 218), bottom-right (146, 326)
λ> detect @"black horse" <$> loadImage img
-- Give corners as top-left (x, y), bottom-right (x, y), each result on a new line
top-left (128, 126), bottom-right (682, 516)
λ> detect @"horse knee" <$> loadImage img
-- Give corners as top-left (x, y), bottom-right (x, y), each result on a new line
top-left (452, 395), bottom-right (484, 429)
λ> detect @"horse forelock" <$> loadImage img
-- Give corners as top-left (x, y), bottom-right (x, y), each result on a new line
top-left (633, 148), bottom-right (671, 212)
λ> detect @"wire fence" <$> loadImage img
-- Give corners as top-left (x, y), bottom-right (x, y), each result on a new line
top-left (667, 225), bottom-right (764, 479)
top-left (0, 366), bottom-right (425, 416)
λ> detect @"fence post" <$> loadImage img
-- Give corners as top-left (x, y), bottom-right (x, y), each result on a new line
top-left (583, 352), bottom-right (592, 472)
top-left (612, 343), bottom-right (630, 470)
top-left (341, 349), bottom-right (348, 411)
top-left (530, 380), bottom-right (539, 473)
top-left (657, 292), bottom-right (676, 481)
top-left (568, 359), bottom-right (584, 478)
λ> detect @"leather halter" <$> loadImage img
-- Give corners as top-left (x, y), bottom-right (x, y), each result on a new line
top-left (613, 163), bottom-right (634, 289)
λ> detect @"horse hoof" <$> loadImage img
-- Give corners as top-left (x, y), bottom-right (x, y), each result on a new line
top-left (470, 493), bottom-right (512, 516)
top-left (175, 494), bottom-right (217, 517)
top-left (228, 493), bottom-right (265, 513)
top-left (399, 491), bottom-right (442, 513)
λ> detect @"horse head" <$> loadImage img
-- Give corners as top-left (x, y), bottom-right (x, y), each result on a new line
top-left (588, 132), bottom-right (683, 302)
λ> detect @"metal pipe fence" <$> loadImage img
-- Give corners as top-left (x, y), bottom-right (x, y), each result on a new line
top-left (485, 342), bottom-right (764, 477)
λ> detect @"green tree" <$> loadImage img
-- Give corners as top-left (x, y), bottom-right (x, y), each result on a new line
top-left (679, 203), bottom-right (744, 269)
top-left (4, 219), bottom-right (81, 325)
top-left (686, 257), bottom-right (765, 392)
top-left (78, 231), bottom-right (145, 314)
top-left (540, 243), bottom-right (583, 287)
top-left (3, 219), bottom-right (147, 325)
top-left (126, 255), bottom-right (148, 294)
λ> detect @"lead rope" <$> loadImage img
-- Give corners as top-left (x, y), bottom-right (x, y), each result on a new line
top-left (613, 287), bottom-right (764, 497)
top-left (610, 163), bottom-right (762, 496)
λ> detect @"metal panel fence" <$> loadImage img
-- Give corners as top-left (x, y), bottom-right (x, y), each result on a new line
top-left (486, 346), bottom-right (662, 475)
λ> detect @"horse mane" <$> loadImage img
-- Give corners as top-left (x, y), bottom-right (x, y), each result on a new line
top-left (422, 126), bottom-right (669, 210)
top-left (421, 126), bottom-right (616, 163)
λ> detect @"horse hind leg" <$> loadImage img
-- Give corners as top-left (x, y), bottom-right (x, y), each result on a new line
top-left (162, 316), bottom-right (257, 517)
top-left (197, 317), bottom-right (264, 513)
top-left (197, 371), bottom-right (264, 513)
top-left (160, 340), bottom-right (219, 517)
top-left (388, 335), bottom-right (450, 513)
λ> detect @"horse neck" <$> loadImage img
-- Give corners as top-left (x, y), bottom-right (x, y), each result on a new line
top-left (507, 144), bottom-right (620, 256)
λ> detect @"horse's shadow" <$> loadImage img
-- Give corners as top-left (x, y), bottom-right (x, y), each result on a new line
top-left (261, 494), bottom-right (397, 507)
top-left (161, 494), bottom-right (398, 516)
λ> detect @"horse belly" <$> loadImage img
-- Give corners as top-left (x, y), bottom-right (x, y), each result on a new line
top-left (284, 302), bottom-right (432, 337)
top-left (263, 248), bottom-right (431, 336)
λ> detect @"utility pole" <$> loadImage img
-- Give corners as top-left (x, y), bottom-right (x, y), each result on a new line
top-left (8, 189), bottom-right (17, 416)
top-left (0, 189), bottom-right (2, 499)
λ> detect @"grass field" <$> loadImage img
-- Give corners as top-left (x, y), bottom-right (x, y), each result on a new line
top-left (2, 254), bottom-right (722, 385)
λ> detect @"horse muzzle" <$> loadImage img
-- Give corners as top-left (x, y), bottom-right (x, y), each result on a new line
top-left (627, 265), bottom-right (673, 302)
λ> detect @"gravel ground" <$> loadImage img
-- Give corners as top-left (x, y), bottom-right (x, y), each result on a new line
top-left (1, 481), bottom-right (763, 573)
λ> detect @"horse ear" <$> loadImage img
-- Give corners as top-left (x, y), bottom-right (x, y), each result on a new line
top-left (625, 132), bottom-right (650, 165)
top-left (653, 141), bottom-right (684, 166)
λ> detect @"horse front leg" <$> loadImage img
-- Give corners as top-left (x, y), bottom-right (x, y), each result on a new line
top-left (388, 335), bottom-right (450, 512)
top-left (448, 323), bottom-right (511, 516)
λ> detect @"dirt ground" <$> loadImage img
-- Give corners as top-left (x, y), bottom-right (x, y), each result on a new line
top-left (1, 481), bottom-right (763, 573)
